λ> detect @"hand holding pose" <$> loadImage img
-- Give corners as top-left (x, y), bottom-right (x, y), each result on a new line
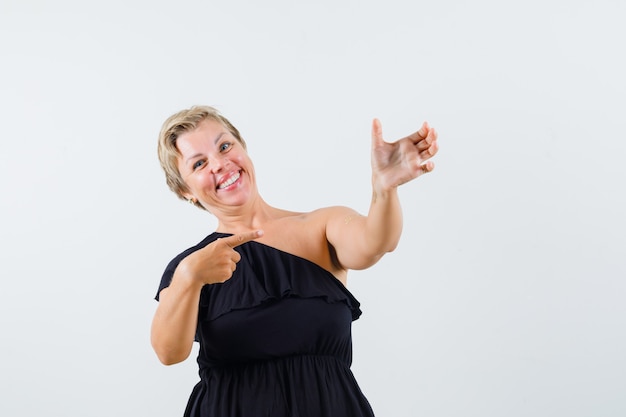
top-left (370, 119), bottom-right (438, 191)
top-left (325, 119), bottom-right (438, 271)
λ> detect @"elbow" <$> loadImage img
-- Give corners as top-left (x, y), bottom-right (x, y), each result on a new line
top-left (157, 354), bottom-right (185, 366)
top-left (151, 333), bottom-right (191, 365)
top-left (385, 239), bottom-right (399, 253)
top-left (351, 242), bottom-right (398, 270)
top-left (153, 345), bottom-right (190, 366)
top-left (382, 231), bottom-right (402, 254)
top-left (367, 237), bottom-right (400, 258)
top-left (363, 230), bottom-right (400, 253)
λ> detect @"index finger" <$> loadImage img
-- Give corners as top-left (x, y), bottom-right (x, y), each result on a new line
top-left (221, 230), bottom-right (264, 248)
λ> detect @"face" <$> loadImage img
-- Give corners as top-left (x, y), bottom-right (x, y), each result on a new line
top-left (177, 118), bottom-right (257, 213)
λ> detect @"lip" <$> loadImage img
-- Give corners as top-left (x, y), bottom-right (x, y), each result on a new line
top-left (216, 170), bottom-right (242, 190)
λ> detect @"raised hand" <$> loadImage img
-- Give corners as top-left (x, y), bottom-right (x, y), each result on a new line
top-left (370, 118), bottom-right (438, 192)
top-left (178, 230), bottom-right (264, 285)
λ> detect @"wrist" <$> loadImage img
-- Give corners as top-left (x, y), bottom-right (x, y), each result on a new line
top-left (173, 259), bottom-right (206, 290)
top-left (371, 179), bottom-right (398, 204)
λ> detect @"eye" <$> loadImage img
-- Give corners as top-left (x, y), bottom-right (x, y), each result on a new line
top-left (192, 159), bottom-right (205, 171)
top-left (219, 142), bottom-right (232, 152)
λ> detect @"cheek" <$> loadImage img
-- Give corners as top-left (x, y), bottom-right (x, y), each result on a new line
top-left (200, 171), bottom-right (217, 186)
top-left (185, 171), bottom-right (215, 193)
top-left (228, 153), bottom-right (252, 172)
top-left (237, 153), bottom-right (253, 169)
top-left (241, 157), bottom-right (256, 179)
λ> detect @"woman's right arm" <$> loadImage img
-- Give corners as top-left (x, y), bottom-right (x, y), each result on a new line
top-left (150, 230), bottom-right (263, 365)
top-left (151, 267), bottom-right (205, 365)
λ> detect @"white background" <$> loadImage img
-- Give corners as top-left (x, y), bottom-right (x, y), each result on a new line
top-left (1, 0), bottom-right (625, 416)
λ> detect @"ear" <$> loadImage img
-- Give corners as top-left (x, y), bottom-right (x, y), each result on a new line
top-left (182, 192), bottom-right (196, 203)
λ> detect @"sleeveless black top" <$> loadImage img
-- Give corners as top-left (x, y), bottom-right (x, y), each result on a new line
top-left (156, 232), bottom-right (375, 417)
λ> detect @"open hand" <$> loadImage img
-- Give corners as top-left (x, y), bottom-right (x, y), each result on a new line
top-left (370, 119), bottom-right (438, 191)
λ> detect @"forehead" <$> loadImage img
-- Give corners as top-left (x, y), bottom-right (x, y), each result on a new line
top-left (176, 118), bottom-right (229, 155)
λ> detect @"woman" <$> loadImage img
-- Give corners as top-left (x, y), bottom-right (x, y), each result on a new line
top-left (151, 105), bottom-right (438, 417)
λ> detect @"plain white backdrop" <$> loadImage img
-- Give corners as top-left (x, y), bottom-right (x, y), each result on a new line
top-left (1, 0), bottom-right (625, 416)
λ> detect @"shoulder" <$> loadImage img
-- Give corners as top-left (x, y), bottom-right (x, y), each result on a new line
top-left (164, 232), bottom-right (223, 272)
top-left (306, 206), bottom-right (361, 223)
top-left (155, 232), bottom-right (222, 301)
top-left (306, 206), bottom-right (363, 233)
top-left (264, 204), bottom-right (359, 226)
top-left (273, 206), bottom-right (362, 236)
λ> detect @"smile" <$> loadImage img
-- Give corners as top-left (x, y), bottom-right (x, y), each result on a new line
top-left (217, 171), bottom-right (241, 189)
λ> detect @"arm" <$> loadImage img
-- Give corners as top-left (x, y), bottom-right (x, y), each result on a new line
top-left (326, 119), bottom-right (438, 270)
top-left (150, 269), bottom-right (204, 365)
top-left (150, 231), bottom-right (263, 365)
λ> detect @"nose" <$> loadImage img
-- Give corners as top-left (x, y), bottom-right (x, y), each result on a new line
top-left (208, 153), bottom-right (228, 173)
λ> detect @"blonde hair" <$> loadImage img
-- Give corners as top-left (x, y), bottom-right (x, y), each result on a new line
top-left (157, 105), bottom-right (246, 210)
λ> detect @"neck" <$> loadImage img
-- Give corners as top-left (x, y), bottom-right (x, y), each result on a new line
top-left (214, 196), bottom-right (277, 234)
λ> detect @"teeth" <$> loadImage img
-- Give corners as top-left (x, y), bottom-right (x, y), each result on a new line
top-left (218, 172), bottom-right (240, 189)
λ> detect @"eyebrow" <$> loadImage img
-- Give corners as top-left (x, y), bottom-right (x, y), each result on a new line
top-left (184, 132), bottom-right (227, 164)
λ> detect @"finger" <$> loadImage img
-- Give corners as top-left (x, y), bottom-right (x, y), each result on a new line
top-left (417, 121), bottom-right (430, 139)
top-left (407, 121), bottom-right (430, 144)
top-left (371, 118), bottom-right (385, 148)
top-left (419, 140), bottom-right (439, 159)
top-left (222, 230), bottom-right (264, 248)
top-left (420, 161), bottom-right (435, 175)
top-left (416, 127), bottom-right (437, 151)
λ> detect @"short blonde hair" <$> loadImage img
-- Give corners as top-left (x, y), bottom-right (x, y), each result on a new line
top-left (157, 105), bottom-right (246, 210)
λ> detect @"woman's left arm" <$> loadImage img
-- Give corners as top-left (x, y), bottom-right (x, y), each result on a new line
top-left (326, 118), bottom-right (438, 270)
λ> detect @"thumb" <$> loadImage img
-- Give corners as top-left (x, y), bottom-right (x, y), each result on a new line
top-left (222, 230), bottom-right (264, 248)
top-left (371, 118), bottom-right (385, 148)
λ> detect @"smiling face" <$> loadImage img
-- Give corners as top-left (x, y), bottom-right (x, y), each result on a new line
top-left (177, 118), bottom-right (258, 213)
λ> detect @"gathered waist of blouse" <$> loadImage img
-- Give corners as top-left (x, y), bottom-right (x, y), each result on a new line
top-left (199, 353), bottom-right (352, 379)
top-left (190, 352), bottom-right (374, 417)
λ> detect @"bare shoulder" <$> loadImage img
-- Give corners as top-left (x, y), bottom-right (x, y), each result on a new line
top-left (257, 207), bottom-right (355, 283)
top-left (307, 205), bottom-right (362, 225)
top-left (269, 206), bottom-right (358, 228)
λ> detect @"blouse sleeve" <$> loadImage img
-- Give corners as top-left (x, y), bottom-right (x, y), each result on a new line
top-left (154, 236), bottom-right (217, 301)
top-left (154, 257), bottom-right (180, 301)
